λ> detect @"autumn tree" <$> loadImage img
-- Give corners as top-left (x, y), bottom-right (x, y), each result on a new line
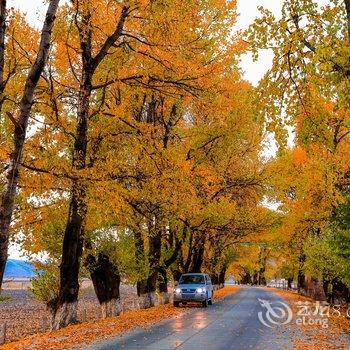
top-left (0, 0), bottom-right (60, 289)
top-left (248, 0), bottom-right (350, 296)
top-left (12, 0), bottom-right (246, 324)
top-left (8, 0), bottom-right (271, 329)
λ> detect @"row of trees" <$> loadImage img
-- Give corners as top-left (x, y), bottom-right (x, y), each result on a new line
top-left (7, 0), bottom-right (350, 334)
top-left (0, 0), bottom-right (269, 330)
top-left (245, 0), bottom-right (350, 300)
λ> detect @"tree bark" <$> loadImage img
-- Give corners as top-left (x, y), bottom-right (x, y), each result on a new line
top-left (146, 220), bottom-right (162, 306)
top-left (211, 274), bottom-right (219, 285)
top-left (344, 0), bottom-right (350, 41)
top-left (188, 236), bottom-right (205, 273)
top-left (218, 266), bottom-right (227, 288)
top-left (0, 0), bottom-right (6, 113)
top-left (157, 266), bottom-right (169, 305)
top-left (86, 253), bottom-right (121, 318)
top-left (52, 5), bottom-right (129, 329)
top-left (257, 248), bottom-right (267, 286)
top-left (52, 66), bottom-right (91, 329)
top-left (133, 227), bottom-right (151, 308)
top-left (297, 253), bottom-right (306, 293)
top-left (241, 270), bottom-right (251, 284)
top-left (136, 218), bottom-right (162, 308)
top-left (157, 232), bottom-right (181, 304)
top-left (0, 0), bottom-right (60, 290)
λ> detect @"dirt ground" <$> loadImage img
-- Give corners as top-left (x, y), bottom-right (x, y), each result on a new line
top-left (0, 280), bottom-right (139, 343)
top-left (0, 286), bottom-right (240, 350)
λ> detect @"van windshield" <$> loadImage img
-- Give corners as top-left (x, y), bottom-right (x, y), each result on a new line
top-left (179, 275), bottom-right (204, 284)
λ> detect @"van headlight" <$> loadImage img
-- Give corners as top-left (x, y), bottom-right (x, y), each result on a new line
top-left (174, 288), bottom-right (181, 294)
top-left (196, 287), bottom-right (205, 293)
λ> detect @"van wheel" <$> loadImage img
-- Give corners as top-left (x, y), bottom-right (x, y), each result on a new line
top-left (208, 298), bottom-right (213, 305)
top-left (202, 299), bottom-right (208, 308)
top-left (173, 301), bottom-right (180, 307)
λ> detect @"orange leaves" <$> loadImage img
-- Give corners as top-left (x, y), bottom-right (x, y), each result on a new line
top-left (272, 289), bottom-right (350, 350)
top-left (292, 146), bottom-right (307, 167)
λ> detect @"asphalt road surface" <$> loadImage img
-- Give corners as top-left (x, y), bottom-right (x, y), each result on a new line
top-left (88, 287), bottom-right (292, 350)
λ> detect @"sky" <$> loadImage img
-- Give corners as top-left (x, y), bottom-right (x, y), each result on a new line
top-left (8, 0), bottom-right (284, 86)
top-left (5, 0), bottom-right (320, 259)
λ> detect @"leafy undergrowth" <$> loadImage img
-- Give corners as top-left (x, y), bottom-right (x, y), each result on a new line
top-left (0, 286), bottom-right (239, 350)
top-left (270, 288), bottom-right (350, 350)
top-left (214, 285), bottom-right (240, 299)
top-left (0, 294), bottom-right (10, 303)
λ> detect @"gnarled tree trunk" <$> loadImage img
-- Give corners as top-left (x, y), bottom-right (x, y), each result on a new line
top-left (86, 253), bottom-right (122, 318)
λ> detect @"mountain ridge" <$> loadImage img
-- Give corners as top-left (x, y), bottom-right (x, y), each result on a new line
top-left (4, 259), bottom-right (35, 278)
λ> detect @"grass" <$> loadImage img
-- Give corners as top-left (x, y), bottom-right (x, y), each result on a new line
top-left (0, 294), bottom-right (11, 303)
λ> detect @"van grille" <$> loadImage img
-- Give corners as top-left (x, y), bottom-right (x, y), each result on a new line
top-left (181, 288), bottom-right (196, 293)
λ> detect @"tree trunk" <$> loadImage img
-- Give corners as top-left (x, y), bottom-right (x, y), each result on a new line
top-left (86, 253), bottom-right (122, 318)
top-left (52, 75), bottom-right (91, 329)
top-left (252, 273), bottom-right (258, 285)
top-left (52, 5), bottom-right (128, 329)
top-left (344, 0), bottom-right (350, 41)
top-left (157, 266), bottom-right (169, 305)
top-left (136, 218), bottom-right (162, 308)
top-left (171, 223), bottom-right (188, 280)
top-left (257, 247), bottom-right (267, 286)
top-left (0, 0), bottom-right (6, 113)
top-left (0, 0), bottom-right (59, 290)
top-left (172, 269), bottom-right (182, 282)
top-left (211, 274), bottom-right (219, 285)
top-left (241, 270), bottom-right (251, 284)
top-left (51, 189), bottom-right (86, 329)
top-left (189, 238), bottom-right (205, 273)
top-left (297, 254), bottom-right (306, 293)
top-left (218, 266), bottom-right (227, 288)
top-left (146, 220), bottom-right (162, 306)
top-left (157, 232), bottom-right (181, 304)
top-left (133, 228), bottom-right (151, 309)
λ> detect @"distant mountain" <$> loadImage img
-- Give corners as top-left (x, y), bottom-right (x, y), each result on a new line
top-left (4, 259), bottom-right (35, 279)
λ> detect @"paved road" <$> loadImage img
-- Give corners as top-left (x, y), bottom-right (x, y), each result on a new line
top-left (88, 287), bottom-right (292, 350)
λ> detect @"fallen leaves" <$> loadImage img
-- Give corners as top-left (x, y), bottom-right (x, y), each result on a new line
top-left (270, 288), bottom-right (350, 350)
top-left (0, 286), bottom-right (240, 350)
top-left (214, 285), bottom-right (240, 300)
